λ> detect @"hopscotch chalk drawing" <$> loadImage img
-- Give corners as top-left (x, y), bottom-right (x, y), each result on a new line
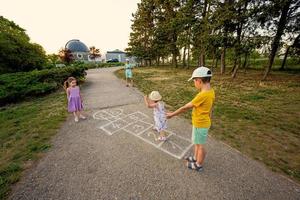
top-left (93, 108), bottom-right (193, 159)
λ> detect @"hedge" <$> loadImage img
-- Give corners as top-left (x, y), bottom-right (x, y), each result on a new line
top-left (72, 62), bottom-right (124, 69)
top-left (0, 66), bottom-right (86, 106)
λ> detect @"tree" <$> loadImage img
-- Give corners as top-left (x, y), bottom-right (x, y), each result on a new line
top-left (127, 0), bottom-right (156, 66)
top-left (161, 0), bottom-right (181, 67)
top-left (0, 16), bottom-right (47, 73)
top-left (89, 46), bottom-right (101, 61)
top-left (280, 33), bottom-right (300, 70)
top-left (259, 0), bottom-right (299, 80)
top-left (58, 48), bottom-right (73, 64)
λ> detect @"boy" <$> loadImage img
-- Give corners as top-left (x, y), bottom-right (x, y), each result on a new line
top-left (125, 59), bottom-right (133, 87)
top-left (166, 66), bottom-right (215, 172)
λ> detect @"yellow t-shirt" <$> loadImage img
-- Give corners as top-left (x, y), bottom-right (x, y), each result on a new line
top-left (191, 89), bottom-right (215, 128)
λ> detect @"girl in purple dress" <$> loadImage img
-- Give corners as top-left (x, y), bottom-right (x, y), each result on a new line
top-left (64, 77), bottom-right (86, 122)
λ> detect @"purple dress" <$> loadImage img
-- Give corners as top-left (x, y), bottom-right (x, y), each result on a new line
top-left (68, 86), bottom-right (83, 112)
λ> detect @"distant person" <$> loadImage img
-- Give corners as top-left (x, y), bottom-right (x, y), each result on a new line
top-left (167, 67), bottom-right (215, 172)
top-left (64, 77), bottom-right (86, 122)
top-left (124, 59), bottom-right (134, 87)
top-left (144, 91), bottom-right (167, 141)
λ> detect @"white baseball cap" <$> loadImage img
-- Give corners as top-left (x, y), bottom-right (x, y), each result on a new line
top-left (188, 66), bottom-right (212, 81)
top-left (149, 91), bottom-right (162, 101)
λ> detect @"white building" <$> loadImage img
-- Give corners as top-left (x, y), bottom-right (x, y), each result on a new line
top-left (105, 49), bottom-right (136, 63)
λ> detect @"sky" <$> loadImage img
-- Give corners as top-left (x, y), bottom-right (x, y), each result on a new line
top-left (0, 0), bottom-right (140, 54)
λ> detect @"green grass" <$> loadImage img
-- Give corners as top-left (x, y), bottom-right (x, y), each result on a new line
top-left (0, 91), bottom-right (67, 199)
top-left (115, 66), bottom-right (300, 183)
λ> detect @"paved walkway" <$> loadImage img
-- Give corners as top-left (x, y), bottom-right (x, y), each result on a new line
top-left (11, 67), bottom-right (300, 200)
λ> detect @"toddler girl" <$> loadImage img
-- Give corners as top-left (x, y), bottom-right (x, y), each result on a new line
top-left (144, 91), bottom-right (167, 141)
top-left (64, 77), bottom-right (86, 122)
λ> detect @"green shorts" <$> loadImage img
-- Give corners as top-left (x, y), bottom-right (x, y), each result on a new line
top-left (192, 127), bottom-right (209, 144)
top-left (125, 69), bottom-right (132, 78)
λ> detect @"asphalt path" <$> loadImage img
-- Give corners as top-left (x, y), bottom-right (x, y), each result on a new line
top-left (10, 67), bottom-right (300, 200)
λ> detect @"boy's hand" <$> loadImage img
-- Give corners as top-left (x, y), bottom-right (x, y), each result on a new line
top-left (166, 112), bottom-right (173, 119)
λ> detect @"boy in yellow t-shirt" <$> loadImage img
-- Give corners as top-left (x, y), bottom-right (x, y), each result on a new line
top-left (167, 66), bottom-right (215, 172)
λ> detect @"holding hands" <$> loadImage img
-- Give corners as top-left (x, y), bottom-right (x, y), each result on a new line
top-left (166, 112), bottom-right (174, 119)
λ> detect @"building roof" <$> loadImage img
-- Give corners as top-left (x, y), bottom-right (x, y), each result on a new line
top-left (65, 39), bottom-right (89, 53)
top-left (106, 49), bottom-right (125, 54)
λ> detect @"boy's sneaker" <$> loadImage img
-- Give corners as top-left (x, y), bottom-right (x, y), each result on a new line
top-left (79, 115), bottom-right (86, 119)
top-left (74, 117), bottom-right (79, 122)
top-left (186, 161), bottom-right (203, 172)
top-left (184, 156), bottom-right (196, 163)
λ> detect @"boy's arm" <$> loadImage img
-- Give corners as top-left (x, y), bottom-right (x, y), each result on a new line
top-left (166, 102), bottom-right (194, 119)
top-left (144, 96), bottom-right (157, 108)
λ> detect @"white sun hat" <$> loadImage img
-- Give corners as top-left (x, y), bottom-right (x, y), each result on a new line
top-left (188, 66), bottom-right (212, 81)
top-left (149, 91), bottom-right (162, 101)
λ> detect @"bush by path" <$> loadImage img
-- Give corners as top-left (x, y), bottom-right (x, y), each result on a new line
top-left (0, 66), bottom-right (86, 106)
top-left (73, 62), bottom-right (124, 69)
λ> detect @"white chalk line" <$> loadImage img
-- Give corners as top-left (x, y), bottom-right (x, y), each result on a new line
top-left (93, 108), bottom-right (124, 121)
top-left (179, 143), bottom-right (194, 159)
top-left (93, 109), bottom-right (193, 159)
top-left (101, 119), bottom-right (128, 135)
top-left (98, 111), bottom-right (152, 135)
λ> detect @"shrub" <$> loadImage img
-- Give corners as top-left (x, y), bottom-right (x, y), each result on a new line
top-left (72, 62), bottom-right (124, 69)
top-left (0, 66), bottom-right (86, 106)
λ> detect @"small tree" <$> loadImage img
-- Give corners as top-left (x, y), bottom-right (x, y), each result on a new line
top-left (89, 46), bottom-right (101, 61)
top-left (58, 48), bottom-right (73, 65)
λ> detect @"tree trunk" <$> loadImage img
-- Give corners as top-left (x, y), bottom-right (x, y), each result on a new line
top-left (231, 59), bottom-right (237, 73)
top-left (199, 50), bottom-right (205, 66)
top-left (173, 53), bottom-right (178, 68)
top-left (211, 50), bottom-right (215, 71)
top-left (243, 53), bottom-right (248, 73)
top-left (232, 57), bottom-right (241, 78)
top-left (215, 56), bottom-right (218, 69)
top-left (243, 53), bottom-right (248, 68)
top-left (220, 47), bottom-right (226, 74)
top-left (263, 0), bottom-right (291, 80)
top-left (187, 45), bottom-right (190, 68)
top-left (280, 34), bottom-right (300, 70)
top-left (232, 27), bottom-right (242, 77)
top-left (182, 46), bottom-right (186, 67)
top-left (280, 46), bottom-right (290, 70)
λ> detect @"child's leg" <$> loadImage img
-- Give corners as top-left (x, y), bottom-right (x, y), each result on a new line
top-left (131, 78), bottom-right (133, 86)
top-left (158, 130), bottom-right (166, 141)
top-left (77, 111), bottom-right (86, 119)
top-left (73, 112), bottom-right (79, 122)
top-left (194, 144), bottom-right (199, 160)
top-left (196, 144), bottom-right (206, 165)
top-left (73, 112), bottom-right (78, 117)
top-left (76, 111), bottom-right (81, 117)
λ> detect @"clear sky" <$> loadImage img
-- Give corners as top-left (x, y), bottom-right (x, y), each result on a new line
top-left (0, 0), bottom-right (140, 54)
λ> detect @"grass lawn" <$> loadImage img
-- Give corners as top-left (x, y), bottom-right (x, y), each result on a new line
top-left (0, 91), bottom-right (67, 199)
top-left (116, 66), bottom-right (300, 183)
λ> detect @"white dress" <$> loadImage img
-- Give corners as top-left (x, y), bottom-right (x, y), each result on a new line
top-left (153, 101), bottom-right (167, 132)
